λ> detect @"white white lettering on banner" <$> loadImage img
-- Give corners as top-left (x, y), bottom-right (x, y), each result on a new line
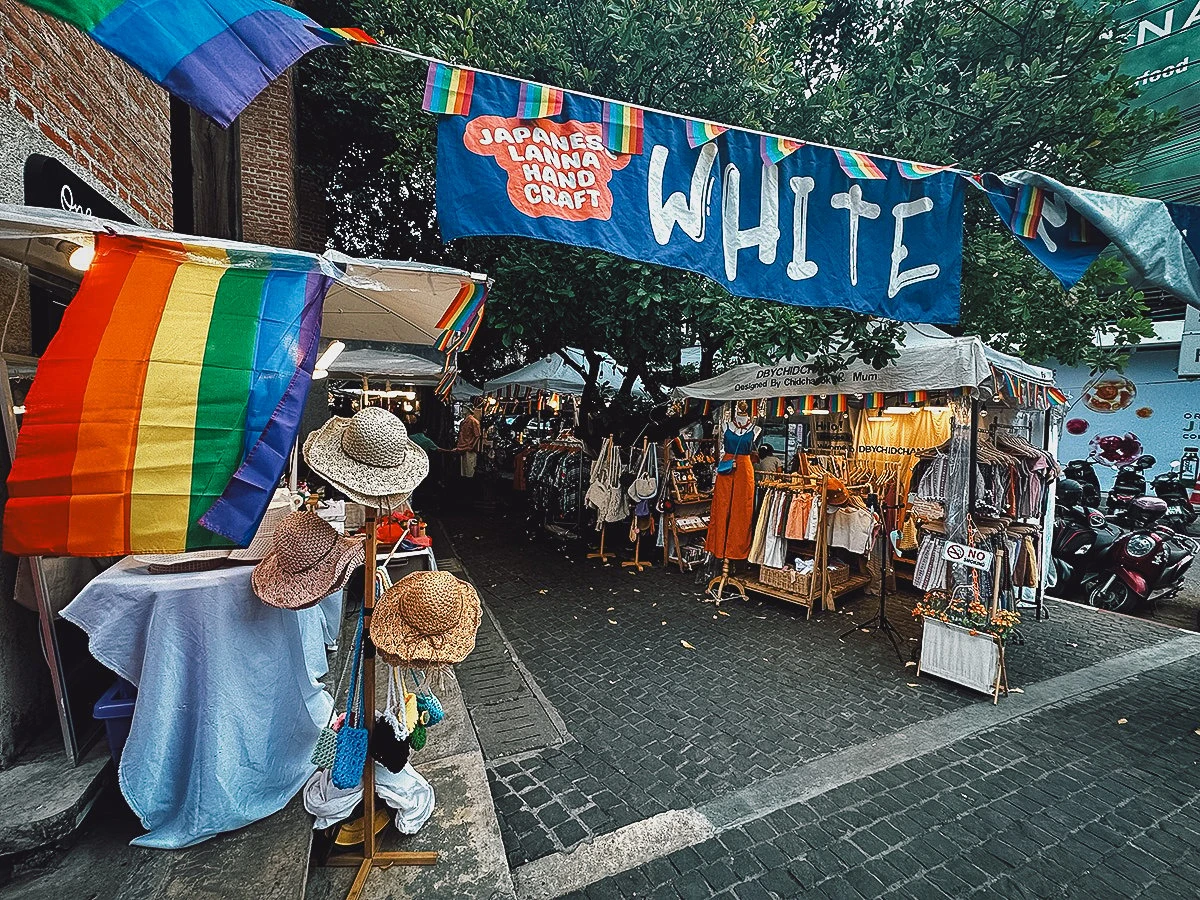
top-left (830, 185), bottom-right (880, 286)
top-left (942, 541), bottom-right (993, 571)
top-left (722, 161), bottom-right (780, 280)
top-left (1035, 192), bottom-right (1069, 254)
top-left (787, 176), bottom-right (818, 280)
top-left (648, 143), bottom-right (717, 245)
top-left (889, 198), bottom-right (940, 298)
top-left (1188, 3), bottom-right (1200, 30)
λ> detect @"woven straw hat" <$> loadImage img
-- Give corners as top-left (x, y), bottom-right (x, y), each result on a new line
top-left (371, 571), bottom-right (481, 667)
top-left (251, 511), bottom-right (365, 609)
top-left (228, 489), bottom-right (295, 562)
top-left (303, 407), bottom-right (429, 503)
top-left (133, 549), bottom-right (230, 575)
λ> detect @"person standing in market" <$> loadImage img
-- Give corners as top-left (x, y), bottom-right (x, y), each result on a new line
top-left (753, 444), bottom-right (782, 479)
top-left (453, 400), bottom-right (484, 481)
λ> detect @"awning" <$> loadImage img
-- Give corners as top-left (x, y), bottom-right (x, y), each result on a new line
top-left (324, 348), bottom-right (481, 399)
top-left (484, 348), bottom-right (638, 395)
top-left (678, 326), bottom-right (1052, 401)
top-left (0, 204), bottom-right (487, 349)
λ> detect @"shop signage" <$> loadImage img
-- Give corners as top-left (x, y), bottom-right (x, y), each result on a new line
top-left (1180, 304), bottom-right (1200, 378)
top-left (23, 154), bottom-right (133, 223)
top-left (435, 70), bottom-right (965, 324)
top-left (942, 541), bottom-right (994, 571)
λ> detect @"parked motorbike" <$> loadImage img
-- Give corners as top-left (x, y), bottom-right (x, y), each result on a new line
top-left (1152, 462), bottom-right (1198, 534)
top-left (1086, 496), bottom-right (1198, 613)
top-left (1063, 458), bottom-right (1102, 509)
top-left (1106, 454), bottom-right (1156, 522)
top-left (1051, 478), bottom-right (1123, 598)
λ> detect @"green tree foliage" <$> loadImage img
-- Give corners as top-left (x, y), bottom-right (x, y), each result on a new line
top-left (296, 0), bottom-right (1171, 436)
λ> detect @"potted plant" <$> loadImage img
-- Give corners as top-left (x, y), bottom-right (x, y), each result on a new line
top-left (912, 588), bottom-right (1019, 703)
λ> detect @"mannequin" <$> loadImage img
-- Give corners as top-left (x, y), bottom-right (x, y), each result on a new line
top-left (706, 402), bottom-right (760, 599)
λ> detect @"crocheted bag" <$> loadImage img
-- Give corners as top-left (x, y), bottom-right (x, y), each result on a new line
top-left (331, 610), bottom-right (368, 789)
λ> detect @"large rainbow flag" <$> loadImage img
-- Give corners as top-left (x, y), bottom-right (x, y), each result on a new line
top-left (18, 0), bottom-right (373, 126)
top-left (4, 234), bottom-right (331, 556)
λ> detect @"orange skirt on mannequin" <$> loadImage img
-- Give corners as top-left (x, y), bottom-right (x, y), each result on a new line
top-left (705, 454), bottom-right (755, 560)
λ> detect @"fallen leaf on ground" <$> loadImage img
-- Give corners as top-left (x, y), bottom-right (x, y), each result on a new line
top-left (607, 607), bottom-right (615, 612)
top-left (633, 589), bottom-right (641, 593)
top-left (1194, 728), bottom-right (1200, 736)
top-left (718, 610), bottom-right (730, 617)
top-left (1009, 688), bottom-right (1024, 694)
top-left (1118, 718), bottom-right (1128, 725)
top-left (537, 589), bottom-right (548, 595)
top-left (661, 620), bottom-right (667, 625)
top-left (904, 661), bottom-right (916, 668)
top-left (906, 683), bottom-right (919, 688)
top-left (681, 640), bottom-right (696, 650)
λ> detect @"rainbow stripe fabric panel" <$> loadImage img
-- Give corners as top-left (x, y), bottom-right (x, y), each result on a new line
top-left (3, 234), bottom-right (328, 556)
top-left (760, 137), bottom-right (804, 166)
top-left (800, 395), bottom-right (825, 413)
top-left (1047, 386), bottom-right (1069, 407)
top-left (686, 120), bottom-right (727, 148)
top-left (424, 62), bottom-right (475, 115)
top-left (835, 149), bottom-right (887, 180)
top-left (436, 281), bottom-right (488, 331)
top-left (517, 82), bottom-right (564, 119)
top-left (1011, 185), bottom-right (1046, 239)
top-left (460, 308), bottom-right (485, 351)
top-left (862, 392), bottom-right (886, 410)
top-left (903, 390), bottom-right (929, 404)
top-left (771, 397), bottom-right (788, 418)
top-left (896, 161), bottom-right (953, 180)
top-left (602, 101), bottom-right (644, 154)
top-left (317, 26), bottom-right (377, 44)
top-left (18, 0), bottom-right (356, 126)
top-left (830, 395), bottom-right (849, 413)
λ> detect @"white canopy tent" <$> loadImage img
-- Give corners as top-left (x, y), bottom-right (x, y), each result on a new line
top-left (326, 348), bottom-right (481, 400)
top-left (484, 348), bottom-right (635, 396)
top-left (677, 325), bottom-right (1053, 401)
top-left (0, 204), bottom-right (487, 349)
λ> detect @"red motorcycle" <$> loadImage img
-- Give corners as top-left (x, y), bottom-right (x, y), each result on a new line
top-left (1088, 496), bottom-right (1198, 613)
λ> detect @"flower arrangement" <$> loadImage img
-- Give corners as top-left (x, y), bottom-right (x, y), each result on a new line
top-left (912, 587), bottom-right (1021, 642)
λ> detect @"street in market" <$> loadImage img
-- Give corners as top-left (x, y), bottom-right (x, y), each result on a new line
top-left (2, 1), bottom-right (1200, 900)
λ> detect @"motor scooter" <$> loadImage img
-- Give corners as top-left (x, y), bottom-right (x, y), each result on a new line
top-left (1087, 496), bottom-right (1198, 613)
top-left (1063, 458), bottom-right (1102, 509)
top-left (1152, 461), bottom-right (1198, 534)
top-left (1050, 479), bottom-right (1123, 598)
top-left (1106, 455), bottom-right (1156, 522)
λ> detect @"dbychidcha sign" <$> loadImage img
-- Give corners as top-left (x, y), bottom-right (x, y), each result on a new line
top-left (435, 71), bottom-right (965, 324)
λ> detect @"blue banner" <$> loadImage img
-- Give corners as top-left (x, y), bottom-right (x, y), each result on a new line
top-left (435, 71), bottom-right (966, 324)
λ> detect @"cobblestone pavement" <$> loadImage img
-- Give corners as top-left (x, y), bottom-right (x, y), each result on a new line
top-left (440, 508), bottom-right (1182, 881)
top-left (560, 657), bottom-right (1200, 900)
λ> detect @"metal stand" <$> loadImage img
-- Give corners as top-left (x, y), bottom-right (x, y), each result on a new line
top-left (326, 508), bottom-right (438, 897)
top-left (840, 497), bottom-right (904, 661)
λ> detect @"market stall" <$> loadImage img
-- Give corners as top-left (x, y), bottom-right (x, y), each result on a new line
top-left (675, 326), bottom-right (1062, 653)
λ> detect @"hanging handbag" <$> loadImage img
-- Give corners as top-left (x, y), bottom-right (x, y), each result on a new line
top-left (413, 671), bottom-right (445, 726)
top-left (630, 446), bottom-right (659, 501)
top-left (371, 665), bottom-right (412, 774)
top-left (331, 607), bottom-right (369, 789)
top-left (585, 438), bottom-right (613, 510)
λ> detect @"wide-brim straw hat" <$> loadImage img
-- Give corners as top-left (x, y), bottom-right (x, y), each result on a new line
top-left (370, 571), bottom-right (481, 667)
top-left (314, 467), bottom-right (412, 511)
top-left (303, 407), bottom-right (429, 503)
top-left (133, 550), bottom-right (230, 575)
top-left (228, 489), bottom-right (295, 562)
top-left (252, 510), bottom-right (366, 610)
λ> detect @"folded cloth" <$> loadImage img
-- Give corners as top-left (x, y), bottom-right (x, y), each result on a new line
top-left (303, 769), bottom-right (361, 830)
top-left (303, 762), bottom-right (434, 833)
top-left (375, 763), bottom-right (435, 835)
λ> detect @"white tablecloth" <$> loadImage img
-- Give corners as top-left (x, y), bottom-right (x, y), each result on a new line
top-left (63, 557), bottom-right (335, 848)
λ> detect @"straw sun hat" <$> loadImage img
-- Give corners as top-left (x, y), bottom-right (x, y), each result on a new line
top-left (251, 511), bottom-right (365, 610)
top-left (370, 571), bottom-right (482, 667)
top-left (133, 549), bottom-right (231, 575)
top-left (228, 489), bottom-right (295, 563)
top-left (303, 407), bottom-right (429, 506)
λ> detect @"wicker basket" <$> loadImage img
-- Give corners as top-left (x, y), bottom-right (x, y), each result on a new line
top-left (827, 560), bottom-right (850, 587)
top-left (758, 565), bottom-right (812, 595)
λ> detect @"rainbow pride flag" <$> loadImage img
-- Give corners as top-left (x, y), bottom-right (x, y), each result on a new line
top-left (760, 137), bottom-right (804, 166)
top-left (835, 149), bottom-right (887, 180)
top-left (1011, 184), bottom-right (1046, 239)
top-left (801, 395), bottom-right (827, 413)
top-left (424, 62), bottom-right (475, 116)
top-left (896, 161), bottom-right (952, 180)
top-left (602, 101), bottom-right (644, 155)
top-left (686, 120), bottom-right (727, 148)
top-left (1047, 386), bottom-right (1068, 406)
top-left (461, 308), bottom-right (485, 351)
top-left (903, 390), bottom-right (928, 404)
top-left (771, 397), bottom-right (788, 418)
top-left (4, 234), bottom-right (329, 556)
top-left (749, 399), bottom-right (761, 418)
top-left (517, 82), bottom-right (564, 119)
top-left (830, 395), bottom-right (849, 413)
top-left (17, 0), bottom-right (365, 127)
top-left (436, 281), bottom-right (488, 331)
top-left (862, 392), bottom-right (886, 410)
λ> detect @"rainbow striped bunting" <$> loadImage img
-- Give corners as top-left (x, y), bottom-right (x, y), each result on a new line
top-left (423, 62), bottom-right (475, 116)
top-left (749, 399), bottom-right (761, 418)
top-left (702, 400), bottom-right (712, 416)
top-left (830, 395), bottom-right (849, 413)
top-left (318, 26), bottom-right (379, 45)
top-left (835, 149), bottom-right (887, 180)
top-left (461, 308), bottom-right (485, 351)
top-left (1047, 386), bottom-right (1068, 407)
top-left (801, 395), bottom-right (825, 413)
top-left (862, 392), bottom-right (886, 410)
top-left (435, 366), bottom-right (457, 401)
top-left (436, 280), bottom-right (488, 331)
top-left (602, 101), bottom-right (644, 155)
top-left (517, 82), bottom-right (563, 119)
top-left (3, 234), bottom-right (329, 555)
top-left (896, 161), bottom-right (953, 180)
top-left (904, 391), bottom-right (928, 404)
top-left (686, 120), bottom-right (728, 148)
top-left (772, 397), bottom-right (788, 418)
top-left (1011, 185), bottom-right (1046, 239)
top-left (760, 136), bottom-right (804, 166)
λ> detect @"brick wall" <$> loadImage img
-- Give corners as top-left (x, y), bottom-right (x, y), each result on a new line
top-left (239, 74), bottom-right (298, 247)
top-left (0, 0), bottom-right (172, 225)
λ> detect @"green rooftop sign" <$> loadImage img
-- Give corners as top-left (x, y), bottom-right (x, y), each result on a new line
top-left (1110, 2), bottom-right (1200, 201)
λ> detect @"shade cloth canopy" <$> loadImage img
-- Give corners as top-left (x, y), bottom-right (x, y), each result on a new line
top-left (326, 348), bottom-right (481, 399)
top-left (0, 204), bottom-right (487, 348)
top-left (484, 348), bottom-right (635, 395)
top-left (678, 325), bottom-right (1053, 401)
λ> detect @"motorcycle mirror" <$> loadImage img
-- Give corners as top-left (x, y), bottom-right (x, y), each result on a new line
top-left (1137, 455), bottom-right (1156, 469)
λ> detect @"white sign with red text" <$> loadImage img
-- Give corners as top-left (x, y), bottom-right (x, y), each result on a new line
top-left (942, 541), bottom-right (994, 571)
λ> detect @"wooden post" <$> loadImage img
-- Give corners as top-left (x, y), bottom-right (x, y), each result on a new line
top-left (587, 523), bottom-right (614, 562)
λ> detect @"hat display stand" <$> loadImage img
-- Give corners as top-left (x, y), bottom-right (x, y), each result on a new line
top-left (324, 507), bottom-right (438, 894)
